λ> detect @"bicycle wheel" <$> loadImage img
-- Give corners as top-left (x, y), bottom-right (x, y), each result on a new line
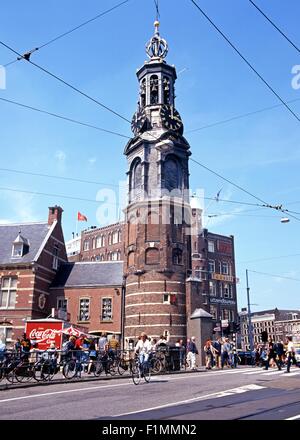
top-left (131, 363), bottom-right (141, 385)
top-left (15, 363), bottom-right (34, 383)
top-left (107, 359), bottom-right (117, 376)
top-left (150, 358), bottom-right (162, 374)
top-left (63, 359), bottom-right (77, 379)
top-left (93, 361), bottom-right (104, 377)
top-left (117, 359), bottom-right (128, 376)
top-left (33, 361), bottom-right (45, 382)
top-left (143, 363), bottom-right (151, 383)
top-left (41, 362), bottom-right (56, 381)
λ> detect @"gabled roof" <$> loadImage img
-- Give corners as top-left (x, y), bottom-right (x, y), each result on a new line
top-left (13, 232), bottom-right (29, 246)
top-left (0, 222), bottom-right (50, 265)
top-left (51, 261), bottom-right (123, 288)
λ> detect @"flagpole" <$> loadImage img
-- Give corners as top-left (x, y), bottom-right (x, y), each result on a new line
top-left (75, 215), bottom-right (78, 236)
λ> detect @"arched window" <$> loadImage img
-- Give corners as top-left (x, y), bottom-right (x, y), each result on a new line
top-left (92, 238), bottom-right (96, 249)
top-left (146, 211), bottom-right (160, 242)
top-left (164, 156), bottom-right (180, 192)
top-left (140, 78), bottom-right (146, 107)
top-left (108, 233), bottom-right (112, 246)
top-left (172, 248), bottom-right (183, 265)
top-left (96, 236), bottom-right (101, 248)
top-left (117, 250), bottom-right (121, 260)
top-left (83, 240), bottom-right (89, 251)
top-left (150, 75), bottom-right (159, 104)
top-left (117, 230), bottom-right (121, 243)
top-left (163, 76), bottom-right (170, 104)
top-left (101, 235), bottom-right (105, 247)
top-left (112, 230), bottom-right (118, 244)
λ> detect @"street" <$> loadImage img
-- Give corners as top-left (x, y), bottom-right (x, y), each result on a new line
top-left (0, 366), bottom-right (300, 420)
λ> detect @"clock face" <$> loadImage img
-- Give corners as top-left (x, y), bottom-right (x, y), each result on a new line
top-left (131, 108), bottom-right (147, 135)
top-left (160, 105), bottom-right (183, 132)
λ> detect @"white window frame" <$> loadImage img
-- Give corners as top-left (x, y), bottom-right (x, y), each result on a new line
top-left (209, 281), bottom-right (217, 296)
top-left (79, 297), bottom-right (90, 321)
top-left (221, 261), bottom-right (229, 275)
top-left (12, 243), bottom-right (23, 258)
top-left (0, 326), bottom-right (13, 343)
top-left (101, 297), bottom-right (113, 321)
top-left (208, 259), bottom-right (215, 273)
top-left (208, 240), bottom-right (215, 253)
top-left (163, 294), bottom-right (170, 304)
top-left (0, 277), bottom-right (17, 309)
top-left (52, 245), bottom-right (59, 270)
top-left (83, 240), bottom-right (89, 251)
top-left (57, 297), bottom-right (67, 311)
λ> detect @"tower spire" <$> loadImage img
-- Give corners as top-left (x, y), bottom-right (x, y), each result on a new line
top-left (146, 20), bottom-right (168, 60)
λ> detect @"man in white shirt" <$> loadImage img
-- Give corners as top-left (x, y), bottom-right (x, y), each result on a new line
top-left (285, 336), bottom-right (296, 373)
top-left (135, 332), bottom-right (152, 365)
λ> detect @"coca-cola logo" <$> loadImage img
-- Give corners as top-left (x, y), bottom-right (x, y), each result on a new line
top-left (29, 328), bottom-right (57, 341)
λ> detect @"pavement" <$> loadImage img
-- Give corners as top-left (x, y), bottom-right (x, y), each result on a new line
top-left (0, 364), bottom-right (300, 420)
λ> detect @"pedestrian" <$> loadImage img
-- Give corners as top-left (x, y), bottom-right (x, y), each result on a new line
top-left (108, 334), bottom-right (120, 360)
top-left (0, 336), bottom-right (6, 362)
top-left (264, 338), bottom-right (281, 371)
top-left (285, 336), bottom-right (297, 373)
top-left (203, 339), bottom-right (214, 370)
top-left (20, 333), bottom-right (31, 360)
top-left (221, 337), bottom-right (231, 368)
top-left (186, 336), bottom-right (198, 370)
top-left (98, 332), bottom-right (108, 353)
top-left (212, 338), bottom-right (222, 369)
top-left (14, 338), bottom-right (22, 354)
top-left (274, 340), bottom-right (284, 369)
top-left (87, 338), bottom-right (98, 374)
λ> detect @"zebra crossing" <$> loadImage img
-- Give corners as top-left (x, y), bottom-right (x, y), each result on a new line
top-left (208, 366), bottom-right (300, 378)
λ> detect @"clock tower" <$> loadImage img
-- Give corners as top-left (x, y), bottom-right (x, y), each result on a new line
top-left (123, 21), bottom-right (192, 343)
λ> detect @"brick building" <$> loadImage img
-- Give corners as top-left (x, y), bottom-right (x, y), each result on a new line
top-left (67, 223), bottom-right (124, 263)
top-left (49, 261), bottom-right (123, 337)
top-left (0, 206), bottom-right (67, 345)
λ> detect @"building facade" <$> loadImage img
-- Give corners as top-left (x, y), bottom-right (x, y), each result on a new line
top-left (0, 206), bottom-right (67, 345)
top-left (240, 308), bottom-right (300, 349)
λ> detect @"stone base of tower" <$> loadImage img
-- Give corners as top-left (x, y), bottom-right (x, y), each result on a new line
top-left (124, 270), bottom-right (187, 343)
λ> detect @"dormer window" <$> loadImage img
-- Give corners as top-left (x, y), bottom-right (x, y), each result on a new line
top-left (12, 231), bottom-right (29, 258)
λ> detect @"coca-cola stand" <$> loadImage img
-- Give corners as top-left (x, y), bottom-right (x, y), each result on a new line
top-left (25, 318), bottom-right (89, 350)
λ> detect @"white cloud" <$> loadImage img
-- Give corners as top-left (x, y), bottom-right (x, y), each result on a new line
top-left (88, 157), bottom-right (97, 165)
top-left (55, 150), bottom-right (66, 163)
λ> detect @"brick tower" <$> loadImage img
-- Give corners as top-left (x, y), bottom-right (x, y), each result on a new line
top-left (123, 21), bottom-right (192, 342)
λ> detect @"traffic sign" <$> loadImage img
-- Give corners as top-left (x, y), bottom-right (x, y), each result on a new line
top-left (221, 319), bottom-right (229, 328)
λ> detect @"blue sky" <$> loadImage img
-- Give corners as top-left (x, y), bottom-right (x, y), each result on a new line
top-left (0, 0), bottom-right (300, 312)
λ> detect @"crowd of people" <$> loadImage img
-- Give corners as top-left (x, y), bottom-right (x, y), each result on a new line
top-left (1, 331), bottom-right (298, 374)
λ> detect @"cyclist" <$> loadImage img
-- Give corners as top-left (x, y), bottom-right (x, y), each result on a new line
top-left (135, 332), bottom-right (152, 371)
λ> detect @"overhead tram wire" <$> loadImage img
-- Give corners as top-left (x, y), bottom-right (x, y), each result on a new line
top-left (189, 0), bottom-right (300, 123)
top-left (248, 269), bottom-right (300, 283)
top-left (248, 0), bottom-right (300, 53)
top-left (1, 33), bottom-right (299, 221)
top-left (3, 0), bottom-right (131, 68)
top-left (0, 97), bottom-right (131, 140)
top-left (186, 97), bottom-right (300, 134)
top-left (0, 40), bottom-right (131, 125)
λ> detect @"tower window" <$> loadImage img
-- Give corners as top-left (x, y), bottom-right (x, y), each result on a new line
top-left (172, 249), bottom-right (183, 265)
top-left (163, 76), bottom-right (170, 104)
top-left (150, 75), bottom-right (159, 104)
top-left (140, 78), bottom-right (146, 107)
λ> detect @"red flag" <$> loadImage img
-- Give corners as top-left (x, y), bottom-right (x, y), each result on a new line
top-left (77, 211), bottom-right (87, 221)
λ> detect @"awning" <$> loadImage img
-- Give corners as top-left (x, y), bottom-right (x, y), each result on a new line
top-left (88, 330), bottom-right (121, 335)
